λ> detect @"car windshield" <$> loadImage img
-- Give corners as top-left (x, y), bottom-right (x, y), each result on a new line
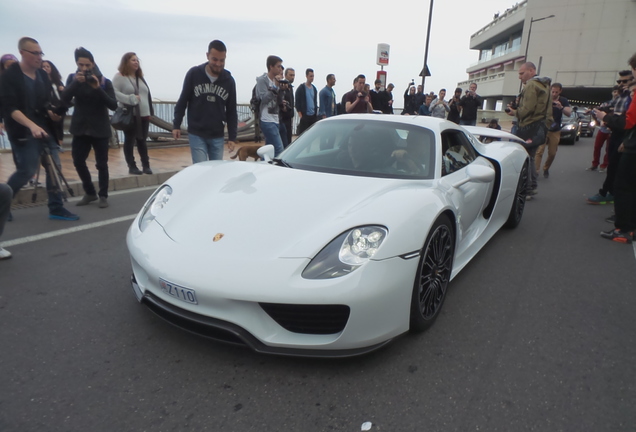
top-left (278, 119), bottom-right (436, 179)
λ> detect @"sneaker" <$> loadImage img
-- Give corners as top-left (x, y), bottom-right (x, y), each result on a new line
top-left (129, 166), bottom-right (143, 175)
top-left (49, 208), bottom-right (80, 221)
top-left (586, 166), bottom-right (598, 171)
top-left (76, 194), bottom-right (98, 206)
top-left (526, 195), bottom-right (533, 201)
top-left (142, 167), bottom-right (153, 175)
top-left (606, 214), bottom-right (616, 224)
top-left (599, 168), bottom-right (606, 173)
top-left (543, 169), bottom-right (549, 178)
top-left (98, 197), bottom-right (109, 208)
top-left (527, 189), bottom-right (538, 196)
top-left (600, 229), bottom-right (633, 244)
top-left (0, 247), bottom-right (11, 260)
top-left (587, 193), bottom-right (614, 205)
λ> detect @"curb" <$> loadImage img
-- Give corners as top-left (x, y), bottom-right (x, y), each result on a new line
top-left (13, 171), bottom-right (178, 206)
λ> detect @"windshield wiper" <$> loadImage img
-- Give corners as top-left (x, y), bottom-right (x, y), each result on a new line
top-left (272, 158), bottom-right (293, 168)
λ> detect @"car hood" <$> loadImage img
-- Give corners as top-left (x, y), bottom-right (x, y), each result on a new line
top-left (154, 161), bottom-right (438, 260)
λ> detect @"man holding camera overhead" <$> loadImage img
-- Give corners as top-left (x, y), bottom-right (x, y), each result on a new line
top-left (0, 37), bottom-right (78, 221)
top-left (62, 47), bottom-right (117, 208)
top-left (459, 83), bottom-right (483, 126)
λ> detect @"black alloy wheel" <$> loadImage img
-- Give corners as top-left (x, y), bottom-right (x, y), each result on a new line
top-left (409, 215), bottom-right (454, 332)
top-left (504, 160), bottom-right (529, 228)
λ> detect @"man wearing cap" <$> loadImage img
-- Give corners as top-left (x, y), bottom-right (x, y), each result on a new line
top-left (61, 47), bottom-right (117, 208)
top-left (0, 37), bottom-right (79, 221)
top-left (447, 88), bottom-right (462, 124)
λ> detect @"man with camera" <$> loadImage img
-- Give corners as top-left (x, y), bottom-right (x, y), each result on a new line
top-left (295, 68), bottom-right (318, 135)
top-left (345, 74), bottom-right (374, 114)
top-left (534, 83), bottom-right (571, 178)
top-left (0, 37), bottom-right (78, 221)
top-left (459, 83), bottom-right (483, 126)
top-left (61, 47), bottom-right (117, 208)
top-left (506, 62), bottom-right (552, 198)
top-left (255, 55), bottom-right (286, 156)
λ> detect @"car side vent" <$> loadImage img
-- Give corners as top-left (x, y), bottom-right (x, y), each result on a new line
top-left (259, 303), bottom-right (350, 334)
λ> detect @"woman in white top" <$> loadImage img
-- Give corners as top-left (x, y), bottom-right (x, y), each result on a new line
top-left (112, 52), bottom-right (153, 175)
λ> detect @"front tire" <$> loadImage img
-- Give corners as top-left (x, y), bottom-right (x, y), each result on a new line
top-left (504, 160), bottom-right (529, 228)
top-left (409, 215), bottom-right (454, 332)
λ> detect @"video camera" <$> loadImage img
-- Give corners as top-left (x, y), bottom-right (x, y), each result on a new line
top-left (505, 101), bottom-right (518, 114)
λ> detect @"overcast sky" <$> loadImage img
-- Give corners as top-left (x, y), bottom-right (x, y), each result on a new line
top-left (1, 0), bottom-right (517, 105)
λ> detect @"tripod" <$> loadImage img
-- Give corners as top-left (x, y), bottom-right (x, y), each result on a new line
top-left (31, 140), bottom-right (75, 203)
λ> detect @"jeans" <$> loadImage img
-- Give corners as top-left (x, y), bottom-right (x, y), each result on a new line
top-left (592, 130), bottom-right (611, 169)
top-left (72, 135), bottom-right (110, 198)
top-left (123, 117), bottom-right (150, 168)
top-left (0, 183), bottom-right (12, 237)
top-left (7, 135), bottom-right (64, 213)
top-left (260, 121), bottom-right (284, 156)
top-left (189, 134), bottom-right (225, 163)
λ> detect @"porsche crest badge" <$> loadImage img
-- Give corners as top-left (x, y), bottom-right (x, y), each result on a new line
top-left (213, 233), bottom-right (225, 242)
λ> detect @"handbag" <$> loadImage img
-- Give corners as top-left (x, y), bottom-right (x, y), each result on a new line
top-left (111, 105), bottom-right (134, 130)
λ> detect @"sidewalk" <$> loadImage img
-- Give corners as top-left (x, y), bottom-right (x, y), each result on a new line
top-left (0, 142), bottom-right (258, 206)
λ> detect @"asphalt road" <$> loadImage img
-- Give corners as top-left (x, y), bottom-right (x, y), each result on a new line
top-left (1, 135), bottom-right (635, 432)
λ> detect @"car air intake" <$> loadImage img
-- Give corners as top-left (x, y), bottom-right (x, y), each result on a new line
top-left (259, 303), bottom-right (350, 334)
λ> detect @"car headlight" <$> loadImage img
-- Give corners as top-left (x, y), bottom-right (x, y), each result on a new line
top-left (590, 121), bottom-right (596, 127)
top-left (139, 185), bottom-right (172, 232)
top-left (563, 124), bottom-right (576, 131)
top-left (302, 226), bottom-right (388, 279)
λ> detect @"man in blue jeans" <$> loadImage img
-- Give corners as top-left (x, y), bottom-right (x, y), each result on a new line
top-left (173, 40), bottom-right (237, 163)
top-left (0, 37), bottom-right (78, 221)
top-left (255, 55), bottom-right (286, 156)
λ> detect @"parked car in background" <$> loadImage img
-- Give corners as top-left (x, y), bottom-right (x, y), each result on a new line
top-left (559, 112), bottom-right (581, 145)
top-left (577, 113), bottom-right (596, 137)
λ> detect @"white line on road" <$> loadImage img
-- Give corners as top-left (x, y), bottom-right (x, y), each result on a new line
top-left (3, 214), bottom-right (137, 247)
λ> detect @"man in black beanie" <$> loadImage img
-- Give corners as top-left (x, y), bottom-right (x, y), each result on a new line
top-left (61, 47), bottom-right (117, 208)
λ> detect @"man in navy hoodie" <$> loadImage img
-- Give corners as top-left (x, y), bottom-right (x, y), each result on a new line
top-left (173, 40), bottom-right (237, 163)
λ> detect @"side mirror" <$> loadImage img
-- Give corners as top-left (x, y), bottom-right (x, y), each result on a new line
top-left (452, 164), bottom-right (495, 188)
top-left (257, 144), bottom-right (275, 162)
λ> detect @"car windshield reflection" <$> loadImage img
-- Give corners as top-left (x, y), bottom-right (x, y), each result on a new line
top-left (279, 119), bottom-right (436, 179)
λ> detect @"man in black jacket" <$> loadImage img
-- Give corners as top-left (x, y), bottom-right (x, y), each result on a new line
top-left (61, 47), bottom-right (117, 208)
top-left (294, 68), bottom-right (318, 135)
top-left (0, 37), bottom-right (78, 221)
top-left (173, 40), bottom-right (237, 163)
top-left (280, 67), bottom-right (295, 146)
top-left (459, 83), bottom-right (483, 126)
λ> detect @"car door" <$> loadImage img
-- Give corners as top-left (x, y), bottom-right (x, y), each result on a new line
top-left (439, 129), bottom-right (495, 250)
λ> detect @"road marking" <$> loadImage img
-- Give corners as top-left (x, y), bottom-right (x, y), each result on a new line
top-left (2, 214), bottom-right (137, 247)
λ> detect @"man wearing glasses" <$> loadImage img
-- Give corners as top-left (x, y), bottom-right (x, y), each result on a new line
top-left (586, 69), bottom-right (634, 205)
top-left (0, 37), bottom-right (79, 221)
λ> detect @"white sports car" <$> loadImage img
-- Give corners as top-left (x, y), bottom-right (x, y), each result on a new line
top-left (127, 115), bottom-right (529, 357)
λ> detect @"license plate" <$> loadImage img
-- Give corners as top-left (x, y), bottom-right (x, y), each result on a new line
top-left (159, 278), bottom-right (198, 305)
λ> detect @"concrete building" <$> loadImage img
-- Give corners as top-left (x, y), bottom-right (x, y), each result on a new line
top-left (459, 0), bottom-right (636, 112)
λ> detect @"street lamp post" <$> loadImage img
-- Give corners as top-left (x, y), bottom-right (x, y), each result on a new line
top-left (420, 0), bottom-right (434, 88)
top-left (520, 14), bottom-right (555, 91)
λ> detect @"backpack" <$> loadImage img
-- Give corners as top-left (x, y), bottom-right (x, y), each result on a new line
top-left (250, 84), bottom-right (260, 113)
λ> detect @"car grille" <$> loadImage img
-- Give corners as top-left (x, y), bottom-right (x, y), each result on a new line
top-left (259, 303), bottom-right (350, 334)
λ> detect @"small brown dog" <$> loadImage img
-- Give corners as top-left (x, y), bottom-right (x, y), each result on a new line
top-left (230, 145), bottom-right (262, 161)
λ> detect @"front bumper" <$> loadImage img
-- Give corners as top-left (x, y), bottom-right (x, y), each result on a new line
top-left (127, 221), bottom-right (419, 357)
